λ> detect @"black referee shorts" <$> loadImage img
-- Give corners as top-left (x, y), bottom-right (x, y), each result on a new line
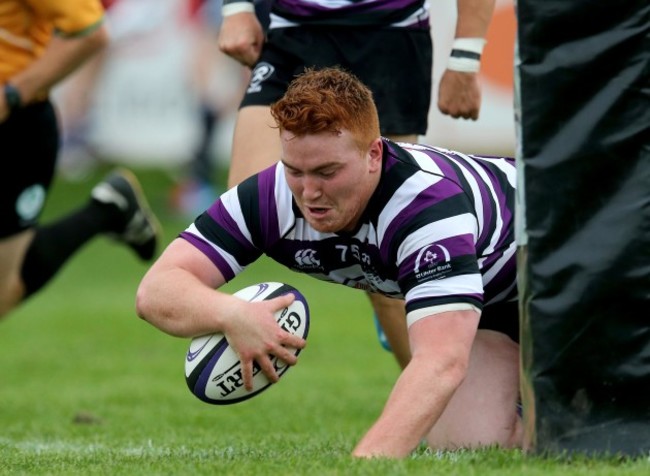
top-left (241, 26), bottom-right (433, 136)
top-left (0, 101), bottom-right (59, 238)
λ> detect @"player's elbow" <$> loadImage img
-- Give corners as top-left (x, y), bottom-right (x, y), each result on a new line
top-left (134, 280), bottom-right (156, 324)
top-left (85, 24), bottom-right (110, 55)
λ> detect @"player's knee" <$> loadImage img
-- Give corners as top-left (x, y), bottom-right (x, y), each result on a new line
top-left (0, 276), bottom-right (24, 318)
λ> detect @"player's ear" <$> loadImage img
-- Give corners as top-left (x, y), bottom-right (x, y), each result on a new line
top-left (368, 138), bottom-right (383, 171)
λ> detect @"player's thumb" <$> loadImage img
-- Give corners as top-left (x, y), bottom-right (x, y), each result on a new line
top-left (273, 292), bottom-right (296, 311)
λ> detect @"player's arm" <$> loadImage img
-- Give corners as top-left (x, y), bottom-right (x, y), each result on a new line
top-left (352, 308), bottom-right (479, 458)
top-left (218, 0), bottom-right (265, 68)
top-left (437, 0), bottom-right (496, 120)
top-left (3, 24), bottom-right (108, 117)
top-left (136, 238), bottom-right (305, 389)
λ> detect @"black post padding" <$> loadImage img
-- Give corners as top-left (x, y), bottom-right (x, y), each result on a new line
top-left (517, 0), bottom-right (650, 456)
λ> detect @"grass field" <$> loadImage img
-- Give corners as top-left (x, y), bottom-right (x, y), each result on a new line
top-left (1, 167), bottom-right (648, 475)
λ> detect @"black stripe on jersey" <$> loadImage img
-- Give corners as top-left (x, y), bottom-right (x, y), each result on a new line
top-left (195, 213), bottom-right (259, 267)
top-left (399, 253), bottom-right (480, 295)
top-left (387, 191), bottom-right (476, 263)
top-left (272, 1), bottom-right (425, 27)
top-left (405, 294), bottom-right (483, 316)
top-left (388, 144), bottom-right (481, 208)
top-left (236, 174), bottom-right (263, 246)
top-left (362, 142), bottom-right (420, 228)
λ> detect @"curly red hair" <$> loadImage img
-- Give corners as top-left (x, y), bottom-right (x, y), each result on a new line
top-left (270, 67), bottom-right (381, 150)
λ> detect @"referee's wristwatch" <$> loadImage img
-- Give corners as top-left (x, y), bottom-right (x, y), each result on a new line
top-left (3, 83), bottom-right (23, 112)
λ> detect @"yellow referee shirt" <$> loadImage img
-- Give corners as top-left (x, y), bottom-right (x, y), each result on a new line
top-left (0, 0), bottom-right (105, 82)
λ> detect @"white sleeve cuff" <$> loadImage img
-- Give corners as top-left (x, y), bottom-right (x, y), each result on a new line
top-left (406, 303), bottom-right (481, 327)
top-left (222, 2), bottom-right (255, 17)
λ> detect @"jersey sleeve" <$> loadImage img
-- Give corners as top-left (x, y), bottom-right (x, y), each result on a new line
top-left (179, 164), bottom-right (291, 282)
top-left (386, 168), bottom-right (485, 318)
top-left (28, 0), bottom-right (105, 37)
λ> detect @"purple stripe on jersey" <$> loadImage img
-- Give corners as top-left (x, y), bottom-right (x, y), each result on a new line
top-left (207, 200), bottom-right (258, 254)
top-left (425, 150), bottom-right (463, 184)
top-left (383, 148), bottom-right (402, 173)
top-left (274, 0), bottom-right (423, 17)
top-left (398, 233), bottom-right (475, 281)
top-left (482, 253), bottom-right (517, 304)
top-left (257, 166), bottom-right (281, 244)
top-left (271, 0), bottom-right (430, 29)
top-left (180, 232), bottom-right (236, 282)
top-left (490, 198), bottom-right (514, 253)
top-left (451, 156), bottom-right (494, 250)
top-left (382, 181), bottom-right (464, 262)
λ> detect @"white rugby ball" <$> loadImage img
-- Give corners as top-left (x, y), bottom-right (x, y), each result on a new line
top-left (184, 282), bottom-right (310, 405)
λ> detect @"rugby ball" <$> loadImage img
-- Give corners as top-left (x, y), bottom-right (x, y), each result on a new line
top-left (184, 282), bottom-right (310, 405)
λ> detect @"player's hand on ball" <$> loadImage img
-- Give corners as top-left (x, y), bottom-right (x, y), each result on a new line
top-left (225, 293), bottom-right (306, 390)
top-left (185, 282), bottom-right (310, 405)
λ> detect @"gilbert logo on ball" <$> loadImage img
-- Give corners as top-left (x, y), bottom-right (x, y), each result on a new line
top-left (185, 282), bottom-right (310, 405)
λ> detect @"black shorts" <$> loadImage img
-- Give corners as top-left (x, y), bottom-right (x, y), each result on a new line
top-left (0, 101), bottom-right (59, 238)
top-left (241, 27), bottom-right (433, 136)
top-left (479, 300), bottom-right (520, 343)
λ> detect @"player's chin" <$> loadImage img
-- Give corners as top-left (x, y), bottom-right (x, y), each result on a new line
top-left (305, 218), bottom-right (338, 234)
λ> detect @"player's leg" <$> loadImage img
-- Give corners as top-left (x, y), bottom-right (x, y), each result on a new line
top-left (0, 231), bottom-right (34, 316)
top-left (425, 329), bottom-right (522, 449)
top-left (225, 27), bottom-right (307, 189)
top-left (425, 300), bottom-right (522, 450)
top-left (366, 293), bottom-right (411, 369)
top-left (226, 105), bottom-right (281, 188)
top-left (0, 102), bottom-right (160, 318)
top-left (349, 27), bottom-right (432, 369)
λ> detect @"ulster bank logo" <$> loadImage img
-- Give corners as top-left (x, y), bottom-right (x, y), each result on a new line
top-left (295, 249), bottom-right (321, 268)
top-left (414, 243), bottom-right (452, 281)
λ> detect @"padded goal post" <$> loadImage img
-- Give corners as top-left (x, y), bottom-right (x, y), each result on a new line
top-left (515, 0), bottom-right (650, 456)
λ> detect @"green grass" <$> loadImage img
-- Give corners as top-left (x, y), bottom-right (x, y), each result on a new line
top-left (1, 167), bottom-right (648, 475)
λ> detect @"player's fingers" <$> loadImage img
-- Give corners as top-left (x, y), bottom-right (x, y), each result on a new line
top-left (268, 293), bottom-right (296, 314)
top-left (282, 333), bottom-right (306, 351)
top-left (240, 356), bottom-right (255, 391)
top-left (274, 344), bottom-right (301, 367)
top-left (257, 355), bottom-right (280, 383)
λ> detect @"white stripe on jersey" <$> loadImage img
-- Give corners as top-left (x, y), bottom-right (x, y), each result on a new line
top-left (434, 149), bottom-right (486, 243)
top-left (409, 149), bottom-right (445, 175)
top-left (351, 222), bottom-right (379, 246)
top-left (274, 164), bottom-right (298, 237)
top-left (455, 151), bottom-right (504, 256)
top-left (405, 273), bottom-right (484, 303)
top-left (186, 223), bottom-right (246, 275)
top-left (377, 165), bottom-right (444, 249)
top-left (221, 187), bottom-right (253, 245)
top-left (481, 240), bottom-right (516, 285)
top-left (396, 213), bottom-right (478, 266)
top-left (478, 156), bottom-right (517, 188)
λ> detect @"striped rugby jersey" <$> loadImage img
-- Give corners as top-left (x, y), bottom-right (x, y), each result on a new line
top-left (181, 139), bottom-right (517, 318)
top-left (224, 0), bottom-right (430, 30)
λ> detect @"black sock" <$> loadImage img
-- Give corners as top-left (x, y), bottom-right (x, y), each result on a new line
top-left (20, 200), bottom-right (117, 297)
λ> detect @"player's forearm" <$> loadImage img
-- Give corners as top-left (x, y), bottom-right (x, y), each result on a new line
top-left (7, 24), bottom-right (108, 104)
top-left (136, 268), bottom-right (236, 339)
top-left (352, 353), bottom-right (466, 458)
top-left (455, 0), bottom-right (496, 38)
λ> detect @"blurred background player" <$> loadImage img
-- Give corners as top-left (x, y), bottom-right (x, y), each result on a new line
top-left (54, 0), bottom-right (173, 180)
top-left (170, 0), bottom-right (271, 216)
top-left (217, 0), bottom-right (496, 368)
top-left (0, 0), bottom-right (160, 318)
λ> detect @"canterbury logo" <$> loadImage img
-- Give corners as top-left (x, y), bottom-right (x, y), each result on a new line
top-left (295, 249), bottom-right (320, 267)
